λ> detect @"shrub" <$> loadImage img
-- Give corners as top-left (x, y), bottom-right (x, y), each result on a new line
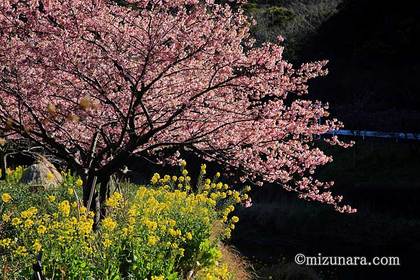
top-left (0, 164), bottom-right (250, 279)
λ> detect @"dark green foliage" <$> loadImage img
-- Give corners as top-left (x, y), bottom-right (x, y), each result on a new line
top-left (265, 6), bottom-right (295, 26)
top-left (245, 0), bottom-right (343, 60)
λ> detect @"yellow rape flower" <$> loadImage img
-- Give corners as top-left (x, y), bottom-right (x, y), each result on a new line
top-left (150, 173), bottom-right (160, 184)
top-left (87, 211), bottom-right (95, 218)
top-left (143, 219), bottom-right (157, 231)
top-left (105, 192), bottom-right (123, 208)
top-left (48, 195), bottom-right (56, 203)
top-left (24, 219), bottom-right (34, 228)
top-left (163, 175), bottom-right (170, 182)
top-left (20, 207), bottom-right (38, 219)
top-left (58, 200), bottom-right (70, 217)
top-left (75, 178), bottom-right (83, 188)
top-left (168, 219), bottom-right (176, 227)
top-left (2, 213), bottom-right (11, 222)
top-left (37, 225), bottom-right (47, 235)
top-left (0, 238), bottom-right (13, 248)
top-left (168, 228), bottom-right (181, 237)
top-left (1, 193), bottom-right (12, 203)
top-left (15, 246), bottom-right (28, 257)
top-left (122, 225), bottom-right (134, 237)
top-left (12, 217), bottom-right (21, 226)
top-left (6, 168), bottom-right (13, 176)
top-left (185, 232), bottom-right (193, 240)
top-left (102, 238), bottom-right (112, 248)
top-left (102, 217), bottom-right (117, 231)
top-left (179, 248), bottom-right (185, 257)
top-left (33, 239), bottom-right (42, 252)
top-left (78, 220), bottom-right (93, 235)
top-left (148, 235), bottom-right (159, 246)
top-left (128, 217), bottom-right (136, 225)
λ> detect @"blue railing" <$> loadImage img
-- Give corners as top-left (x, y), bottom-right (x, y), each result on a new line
top-left (326, 130), bottom-right (420, 141)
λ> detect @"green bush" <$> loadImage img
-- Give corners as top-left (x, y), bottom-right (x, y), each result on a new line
top-left (0, 163), bottom-right (250, 279)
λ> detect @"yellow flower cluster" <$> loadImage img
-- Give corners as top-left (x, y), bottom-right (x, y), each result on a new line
top-left (150, 173), bottom-right (160, 184)
top-left (58, 200), bottom-right (71, 217)
top-left (33, 239), bottom-right (42, 252)
top-left (1, 192), bottom-right (12, 203)
top-left (0, 165), bottom-right (246, 279)
top-left (0, 238), bottom-right (14, 248)
top-left (148, 235), bottom-right (159, 246)
top-left (2, 213), bottom-right (11, 222)
top-left (1, 192), bottom-right (96, 264)
top-left (20, 207), bottom-right (38, 219)
top-left (15, 246), bottom-right (28, 257)
top-left (197, 263), bottom-right (230, 280)
top-left (75, 178), bottom-right (84, 188)
top-left (4, 166), bottom-right (24, 183)
top-left (142, 218), bottom-right (158, 231)
top-left (101, 217), bottom-right (117, 231)
top-left (102, 238), bottom-right (112, 248)
top-left (105, 191), bottom-right (123, 208)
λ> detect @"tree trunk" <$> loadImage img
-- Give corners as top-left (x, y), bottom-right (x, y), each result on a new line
top-left (98, 175), bottom-right (111, 222)
top-left (82, 173), bottom-right (97, 207)
top-left (82, 172), bottom-right (115, 227)
top-left (0, 151), bottom-right (6, 180)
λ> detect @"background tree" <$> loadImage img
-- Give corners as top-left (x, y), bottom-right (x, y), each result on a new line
top-left (0, 0), bottom-right (355, 218)
top-left (244, 0), bottom-right (344, 61)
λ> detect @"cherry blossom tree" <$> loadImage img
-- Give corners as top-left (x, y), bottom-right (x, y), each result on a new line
top-left (0, 0), bottom-right (355, 215)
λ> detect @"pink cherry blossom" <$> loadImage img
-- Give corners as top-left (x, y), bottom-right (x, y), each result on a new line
top-left (0, 0), bottom-right (355, 212)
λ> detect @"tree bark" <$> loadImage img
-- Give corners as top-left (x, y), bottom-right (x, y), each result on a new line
top-left (98, 175), bottom-right (111, 222)
top-left (82, 172), bottom-right (115, 227)
top-left (0, 151), bottom-right (6, 180)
